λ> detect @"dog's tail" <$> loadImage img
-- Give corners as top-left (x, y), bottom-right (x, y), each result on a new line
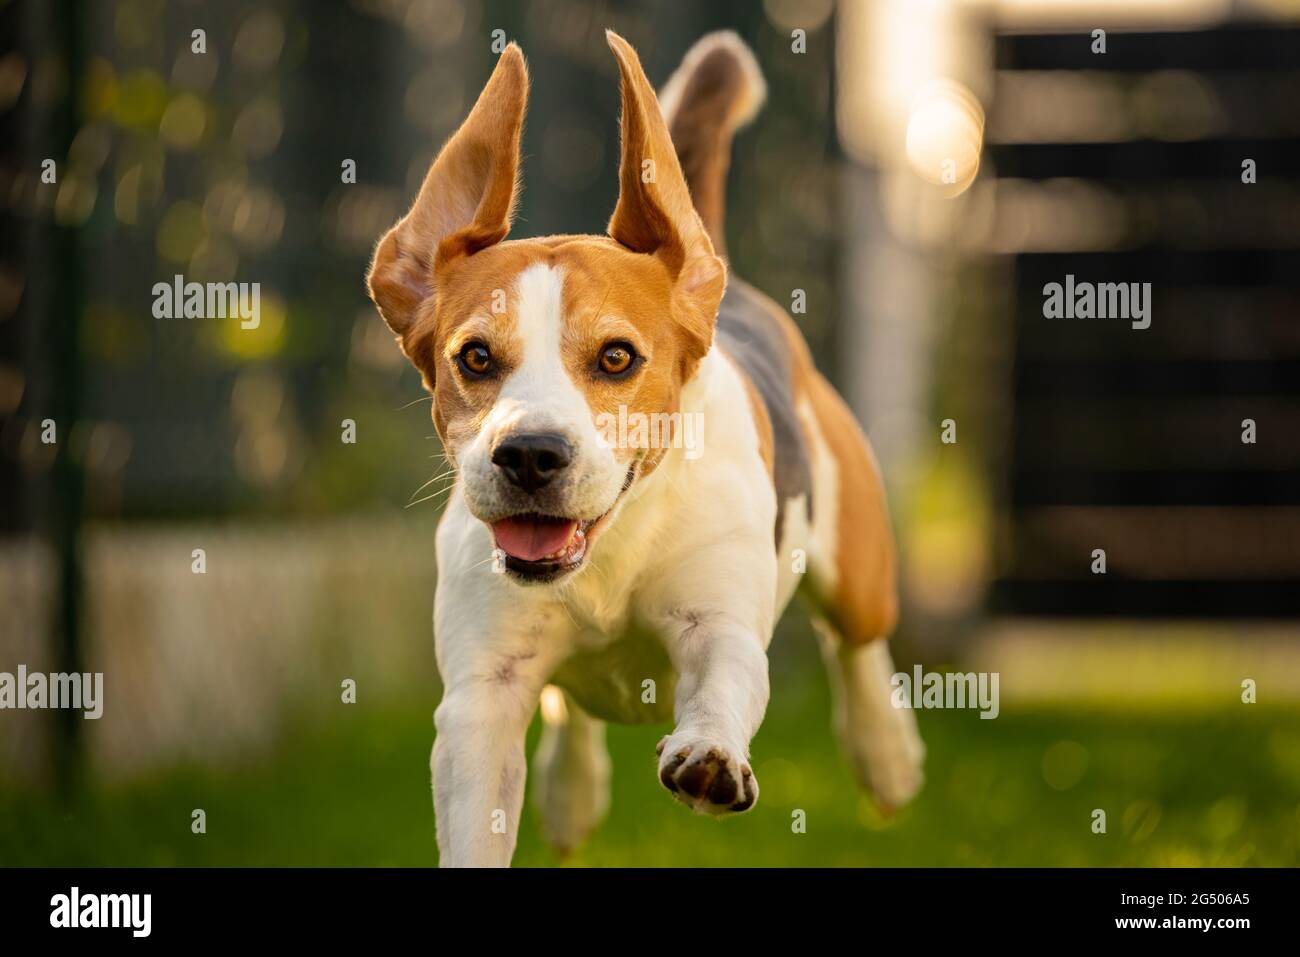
top-left (658, 31), bottom-right (766, 258)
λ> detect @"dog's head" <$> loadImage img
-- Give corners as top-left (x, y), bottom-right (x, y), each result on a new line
top-left (368, 33), bottom-right (725, 583)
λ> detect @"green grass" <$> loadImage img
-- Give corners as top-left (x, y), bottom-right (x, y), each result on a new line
top-left (3, 647), bottom-right (1298, 867)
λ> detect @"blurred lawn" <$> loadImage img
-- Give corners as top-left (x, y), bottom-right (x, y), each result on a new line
top-left (2, 636), bottom-right (1298, 867)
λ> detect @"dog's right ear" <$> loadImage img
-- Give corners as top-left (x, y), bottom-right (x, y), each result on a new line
top-left (367, 45), bottom-right (528, 343)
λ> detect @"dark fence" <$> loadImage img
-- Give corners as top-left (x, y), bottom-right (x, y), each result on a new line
top-left (989, 24), bottom-right (1300, 617)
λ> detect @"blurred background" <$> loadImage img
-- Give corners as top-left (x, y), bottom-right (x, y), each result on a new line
top-left (2, 0), bottom-right (1299, 866)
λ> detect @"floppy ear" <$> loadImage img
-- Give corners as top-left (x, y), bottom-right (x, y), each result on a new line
top-left (605, 31), bottom-right (726, 364)
top-left (367, 45), bottom-right (528, 342)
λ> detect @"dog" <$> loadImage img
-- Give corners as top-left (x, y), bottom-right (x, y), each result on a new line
top-left (367, 30), bottom-right (924, 867)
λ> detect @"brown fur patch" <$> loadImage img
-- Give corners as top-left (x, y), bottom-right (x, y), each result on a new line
top-left (803, 373), bottom-right (898, 642)
top-left (556, 239), bottom-right (694, 482)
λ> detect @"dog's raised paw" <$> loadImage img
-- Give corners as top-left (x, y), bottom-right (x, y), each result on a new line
top-left (656, 736), bottom-right (758, 815)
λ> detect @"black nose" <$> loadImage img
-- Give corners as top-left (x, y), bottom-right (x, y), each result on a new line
top-left (491, 433), bottom-right (573, 494)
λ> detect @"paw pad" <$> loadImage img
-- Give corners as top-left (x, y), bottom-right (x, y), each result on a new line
top-left (656, 741), bottom-right (757, 815)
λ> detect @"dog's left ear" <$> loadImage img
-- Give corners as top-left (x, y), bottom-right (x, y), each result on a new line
top-left (606, 31), bottom-right (726, 366)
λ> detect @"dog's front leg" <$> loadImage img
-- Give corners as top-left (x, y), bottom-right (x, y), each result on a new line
top-left (432, 673), bottom-right (543, 867)
top-left (431, 531), bottom-right (573, 866)
top-left (432, 618), bottom-right (571, 865)
top-left (651, 608), bottom-right (772, 816)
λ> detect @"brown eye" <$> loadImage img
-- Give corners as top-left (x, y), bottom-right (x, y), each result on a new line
top-left (598, 342), bottom-right (636, 377)
top-left (458, 342), bottom-right (493, 377)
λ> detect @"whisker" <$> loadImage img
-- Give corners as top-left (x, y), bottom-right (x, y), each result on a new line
top-left (405, 480), bottom-right (458, 509)
top-left (467, 554), bottom-right (499, 572)
top-left (406, 469), bottom-right (458, 503)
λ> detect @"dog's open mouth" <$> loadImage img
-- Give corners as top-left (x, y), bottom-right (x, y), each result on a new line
top-left (491, 513), bottom-right (594, 580)
top-left (490, 466), bottom-right (636, 582)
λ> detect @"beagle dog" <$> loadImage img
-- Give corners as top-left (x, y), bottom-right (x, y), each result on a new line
top-left (367, 30), bottom-right (924, 867)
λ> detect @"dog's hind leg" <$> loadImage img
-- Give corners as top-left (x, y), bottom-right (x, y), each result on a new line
top-left (813, 620), bottom-right (924, 812)
top-left (799, 372), bottom-right (924, 812)
top-left (532, 686), bottom-right (611, 856)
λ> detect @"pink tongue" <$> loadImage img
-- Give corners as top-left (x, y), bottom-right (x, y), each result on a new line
top-left (492, 516), bottom-right (578, 562)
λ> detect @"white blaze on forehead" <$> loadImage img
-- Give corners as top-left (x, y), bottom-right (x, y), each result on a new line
top-left (495, 262), bottom-right (592, 436)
